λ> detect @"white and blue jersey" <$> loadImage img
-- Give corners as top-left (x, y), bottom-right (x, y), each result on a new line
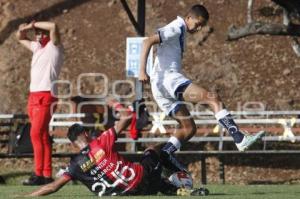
top-left (150, 16), bottom-right (191, 115)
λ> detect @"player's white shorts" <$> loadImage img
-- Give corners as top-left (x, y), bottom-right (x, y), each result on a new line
top-left (150, 70), bottom-right (191, 115)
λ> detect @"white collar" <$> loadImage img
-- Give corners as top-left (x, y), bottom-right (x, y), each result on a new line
top-left (177, 16), bottom-right (187, 30)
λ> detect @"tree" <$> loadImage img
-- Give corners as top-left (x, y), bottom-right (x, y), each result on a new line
top-left (227, 0), bottom-right (300, 57)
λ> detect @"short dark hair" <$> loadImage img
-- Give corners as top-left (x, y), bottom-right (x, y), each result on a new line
top-left (34, 28), bottom-right (49, 35)
top-left (67, 123), bottom-right (86, 142)
top-left (187, 4), bottom-right (209, 21)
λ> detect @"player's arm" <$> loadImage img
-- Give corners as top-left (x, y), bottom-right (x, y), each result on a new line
top-left (26, 176), bottom-right (70, 197)
top-left (16, 23), bottom-right (33, 51)
top-left (106, 97), bottom-right (131, 135)
top-left (33, 21), bottom-right (61, 45)
top-left (139, 34), bottom-right (160, 83)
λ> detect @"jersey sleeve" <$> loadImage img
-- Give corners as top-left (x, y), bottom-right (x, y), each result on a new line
top-left (63, 161), bottom-right (77, 180)
top-left (157, 25), bottom-right (181, 43)
top-left (62, 172), bottom-right (72, 180)
top-left (97, 128), bottom-right (117, 151)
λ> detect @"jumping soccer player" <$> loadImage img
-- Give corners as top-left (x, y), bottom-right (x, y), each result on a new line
top-left (139, 4), bottom-right (264, 172)
top-left (16, 21), bottom-right (63, 185)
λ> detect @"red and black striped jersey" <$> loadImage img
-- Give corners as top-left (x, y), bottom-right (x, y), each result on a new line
top-left (63, 128), bottom-right (144, 196)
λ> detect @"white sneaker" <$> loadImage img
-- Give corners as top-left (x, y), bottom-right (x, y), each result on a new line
top-left (236, 131), bottom-right (265, 151)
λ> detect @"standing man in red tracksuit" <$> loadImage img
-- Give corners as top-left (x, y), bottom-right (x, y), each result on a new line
top-left (16, 21), bottom-right (64, 185)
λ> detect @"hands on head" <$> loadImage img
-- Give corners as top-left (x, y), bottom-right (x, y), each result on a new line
top-left (18, 21), bottom-right (35, 32)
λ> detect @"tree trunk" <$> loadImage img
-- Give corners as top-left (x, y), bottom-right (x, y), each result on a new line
top-left (227, 22), bottom-right (300, 40)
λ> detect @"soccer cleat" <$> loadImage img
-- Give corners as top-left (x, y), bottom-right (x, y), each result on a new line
top-left (236, 131), bottom-right (265, 151)
top-left (177, 187), bottom-right (209, 196)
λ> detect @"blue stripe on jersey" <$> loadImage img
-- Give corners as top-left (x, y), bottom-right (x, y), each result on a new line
top-left (157, 30), bottom-right (162, 43)
top-left (179, 25), bottom-right (185, 56)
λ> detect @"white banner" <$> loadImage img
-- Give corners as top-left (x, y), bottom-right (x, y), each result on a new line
top-left (126, 37), bottom-right (153, 78)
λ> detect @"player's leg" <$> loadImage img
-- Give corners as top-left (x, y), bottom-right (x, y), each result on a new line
top-left (150, 79), bottom-right (194, 172)
top-left (40, 106), bottom-right (52, 181)
top-left (182, 83), bottom-right (222, 113)
top-left (161, 104), bottom-right (196, 172)
top-left (182, 83), bottom-right (264, 151)
top-left (136, 148), bottom-right (163, 195)
top-left (172, 105), bottom-right (197, 142)
top-left (23, 95), bottom-right (45, 185)
top-left (40, 95), bottom-right (57, 184)
top-left (29, 103), bottom-right (44, 177)
top-left (183, 83), bottom-right (244, 143)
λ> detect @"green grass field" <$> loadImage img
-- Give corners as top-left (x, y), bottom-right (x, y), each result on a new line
top-left (1, 184), bottom-right (300, 199)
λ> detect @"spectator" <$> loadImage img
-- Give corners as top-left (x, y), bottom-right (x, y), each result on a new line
top-left (16, 21), bottom-right (64, 185)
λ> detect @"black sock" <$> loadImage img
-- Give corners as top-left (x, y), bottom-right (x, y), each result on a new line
top-left (218, 115), bottom-right (244, 143)
top-left (162, 142), bottom-right (177, 154)
top-left (161, 142), bottom-right (187, 172)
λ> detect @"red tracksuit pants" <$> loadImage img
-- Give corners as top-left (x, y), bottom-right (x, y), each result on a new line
top-left (27, 91), bottom-right (56, 177)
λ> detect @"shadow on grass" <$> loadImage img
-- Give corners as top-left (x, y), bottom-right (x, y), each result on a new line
top-left (209, 193), bottom-right (235, 196)
top-left (249, 179), bottom-right (300, 185)
top-left (0, 171), bottom-right (32, 184)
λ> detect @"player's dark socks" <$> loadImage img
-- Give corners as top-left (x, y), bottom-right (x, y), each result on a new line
top-left (162, 142), bottom-right (177, 154)
top-left (161, 142), bottom-right (187, 172)
top-left (218, 115), bottom-right (244, 143)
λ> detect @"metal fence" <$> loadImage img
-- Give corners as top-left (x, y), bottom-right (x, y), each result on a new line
top-left (0, 111), bottom-right (300, 184)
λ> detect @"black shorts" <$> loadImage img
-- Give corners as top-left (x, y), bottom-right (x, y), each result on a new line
top-left (134, 149), bottom-right (163, 195)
